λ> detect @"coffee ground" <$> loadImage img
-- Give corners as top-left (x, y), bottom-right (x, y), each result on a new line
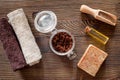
top-left (52, 32), bottom-right (73, 53)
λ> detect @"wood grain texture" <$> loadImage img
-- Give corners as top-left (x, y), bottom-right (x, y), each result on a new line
top-left (0, 0), bottom-right (120, 80)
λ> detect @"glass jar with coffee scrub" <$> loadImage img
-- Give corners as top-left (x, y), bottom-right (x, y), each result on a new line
top-left (34, 11), bottom-right (76, 60)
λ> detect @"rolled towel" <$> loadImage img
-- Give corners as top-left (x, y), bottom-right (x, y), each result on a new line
top-left (0, 18), bottom-right (27, 71)
top-left (7, 9), bottom-right (42, 66)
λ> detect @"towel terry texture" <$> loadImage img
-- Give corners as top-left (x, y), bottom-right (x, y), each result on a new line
top-left (7, 8), bottom-right (42, 66)
top-left (0, 18), bottom-right (27, 71)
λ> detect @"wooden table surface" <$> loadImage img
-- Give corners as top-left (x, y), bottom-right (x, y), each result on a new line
top-left (0, 0), bottom-right (120, 80)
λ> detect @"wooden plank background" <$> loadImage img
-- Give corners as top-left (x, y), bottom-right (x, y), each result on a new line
top-left (0, 0), bottom-right (120, 80)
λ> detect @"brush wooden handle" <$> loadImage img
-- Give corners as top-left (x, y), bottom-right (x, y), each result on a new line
top-left (80, 5), bottom-right (98, 17)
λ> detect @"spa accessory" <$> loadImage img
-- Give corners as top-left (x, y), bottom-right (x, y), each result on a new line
top-left (85, 26), bottom-right (109, 45)
top-left (7, 8), bottom-right (42, 66)
top-left (34, 11), bottom-right (76, 60)
top-left (80, 15), bottom-right (109, 45)
top-left (50, 29), bottom-right (76, 60)
top-left (0, 18), bottom-right (27, 71)
top-left (77, 44), bottom-right (108, 77)
top-left (80, 5), bottom-right (117, 26)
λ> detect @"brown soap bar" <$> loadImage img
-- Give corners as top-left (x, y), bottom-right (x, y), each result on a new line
top-left (0, 18), bottom-right (27, 71)
top-left (77, 44), bottom-right (108, 76)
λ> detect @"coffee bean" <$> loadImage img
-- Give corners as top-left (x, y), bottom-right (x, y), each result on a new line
top-left (52, 32), bottom-right (73, 53)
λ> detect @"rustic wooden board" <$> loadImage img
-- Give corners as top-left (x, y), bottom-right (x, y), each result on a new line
top-left (0, 0), bottom-right (120, 80)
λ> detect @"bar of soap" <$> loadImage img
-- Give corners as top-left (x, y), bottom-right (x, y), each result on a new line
top-left (7, 9), bottom-right (42, 66)
top-left (77, 44), bottom-right (108, 76)
top-left (0, 18), bottom-right (27, 71)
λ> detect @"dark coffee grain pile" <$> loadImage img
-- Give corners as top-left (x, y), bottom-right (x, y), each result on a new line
top-left (52, 32), bottom-right (73, 53)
